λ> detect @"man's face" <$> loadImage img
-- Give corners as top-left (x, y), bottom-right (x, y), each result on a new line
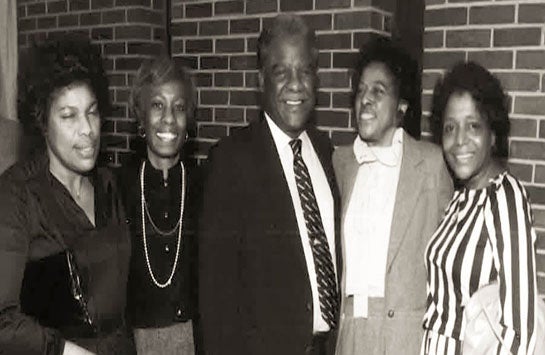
top-left (259, 35), bottom-right (317, 138)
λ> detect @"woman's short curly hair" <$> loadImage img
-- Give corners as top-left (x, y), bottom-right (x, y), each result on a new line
top-left (18, 36), bottom-right (110, 142)
top-left (353, 36), bottom-right (418, 122)
top-left (431, 61), bottom-right (510, 158)
top-left (128, 55), bottom-right (196, 128)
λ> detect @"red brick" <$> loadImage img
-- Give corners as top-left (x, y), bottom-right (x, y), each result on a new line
top-left (525, 186), bottom-right (545, 205)
top-left (495, 73), bottom-right (540, 92)
top-left (70, 0), bottom-right (90, 11)
top-left (102, 134), bottom-right (128, 149)
top-left (534, 209), bottom-right (545, 229)
top-left (516, 51), bottom-right (545, 70)
top-left (422, 72), bottom-right (442, 91)
top-left (194, 73), bottom-right (213, 87)
top-left (115, 0), bottom-right (150, 6)
top-left (535, 165), bottom-right (545, 184)
top-left (102, 9), bottom-right (125, 24)
top-left (214, 1), bottom-right (244, 15)
top-left (537, 230), bottom-right (545, 251)
top-left (18, 34), bottom-right (27, 47)
top-left (115, 88), bottom-right (129, 102)
top-left (331, 130), bottom-right (357, 146)
top-left (245, 72), bottom-right (259, 88)
top-left (58, 14), bottom-right (79, 27)
top-left (199, 20), bottom-right (229, 36)
top-left (316, 92), bottom-right (330, 108)
top-left (424, 30), bottom-right (443, 48)
top-left (80, 12), bottom-right (101, 26)
top-left (540, 121), bottom-right (545, 139)
top-left (230, 18), bottom-right (260, 34)
top-left (185, 2), bottom-right (212, 18)
top-left (200, 56), bottom-right (228, 70)
top-left (199, 125), bottom-right (227, 139)
top-left (186, 39), bottom-right (212, 53)
top-left (18, 18), bottom-right (36, 32)
top-left (247, 37), bottom-right (258, 53)
top-left (215, 108), bottom-right (244, 122)
top-left (468, 51), bottom-right (513, 70)
top-left (425, 7), bottom-right (467, 27)
top-left (171, 4), bottom-right (183, 19)
top-left (514, 96), bottom-right (545, 116)
top-left (196, 107), bottom-right (213, 121)
top-left (507, 162), bottom-right (533, 183)
top-left (537, 253), bottom-right (545, 277)
top-left (214, 72), bottom-right (244, 87)
top-left (316, 110), bottom-right (349, 127)
top-left (423, 51), bottom-right (465, 70)
top-left (216, 38), bottom-right (244, 53)
top-left (92, 0), bottom-right (114, 9)
top-left (510, 141), bottom-right (545, 160)
top-left (353, 32), bottom-right (381, 49)
top-left (27, 2), bottom-right (46, 16)
top-left (171, 39), bottom-right (182, 53)
top-left (230, 55), bottom-right (257, 70)
top-left (115, 25), bottom-right (150, 40)
top-left (246, 0), bottom-right (277, 14)
top-left (153, 28), bottom-right (166, 42)
top-left (518, 4), bottom-right (545, 24)
top-left (37, 16), bottom-right (57, 29)
top-left (510, 118), bottom-right (537, 138)
top-left (280, 0), bottom-right (312, 11)
top-left (230, 90), bottom-right (259, 106)
top-left (446, 29), bottom-right (490, 48)
top-left (332, 52), bottom-right (358, 69)
top-left (92, 27), bottom-right (113, 40)
top-left (104, 43), bottom-right (125, 55)
top-left (318, 71), bottom-right (350, 88)
top-left (48, 1), bottom-right (67, 13)
top-left (332, 92), bottom-right (352, 109)
top-left (128, 42), bottom-right (163, 56)
top-left (108, 74), bottom-right (126, 87)
top-left (334, 11), bottom-right (372, 30)
top-left (171, 22), bottom-right (198, 36)
top-left (319, 53), bottom-right (331, 69)
top-left (128, 9), bottom-right (163, 25)
top-left (421, 93), bottom-right (433, 112)
top-left (318, 33), bottom-right (351, 50)
top-left (469, 5), bottom-right (514, 24)
top-left (116, 120), bottom-right (137, 134)
top-left (201, 90), bottom-right (228, 105)
top-left (18, 4), bottom-right (26, 18)
top-left (316, 0), bottom-right (350, 9)
top-left (494, 28), bottom-right (541, 47)
top-left (116, 57), bottom-right (142, 71)
top-left (302, 14), bottom-right (332, 31)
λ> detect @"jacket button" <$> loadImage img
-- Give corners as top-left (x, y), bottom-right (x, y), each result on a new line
top-left (176, 308), bottom-right (183, 318)
top-left (387, 309), bottom-right (395, 318)
top-left (125, 218), bottom-right (130, 224)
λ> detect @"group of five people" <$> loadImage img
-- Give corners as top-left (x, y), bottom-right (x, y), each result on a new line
top-left (0, 13), bottom-right (540, 355)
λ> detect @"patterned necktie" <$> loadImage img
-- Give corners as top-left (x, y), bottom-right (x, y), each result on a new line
top-left (289, 138), bottom-right (339, 329)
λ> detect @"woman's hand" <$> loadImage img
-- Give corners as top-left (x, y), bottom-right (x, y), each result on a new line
top-left (62, 341), bottom-right (96, 355)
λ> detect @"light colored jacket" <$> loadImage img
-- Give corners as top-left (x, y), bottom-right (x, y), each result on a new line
top-left (333, 132), bottom-right (453, 355)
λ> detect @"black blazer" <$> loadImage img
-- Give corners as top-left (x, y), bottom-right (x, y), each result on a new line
top-left (198, 117), bottom-right (341, 355)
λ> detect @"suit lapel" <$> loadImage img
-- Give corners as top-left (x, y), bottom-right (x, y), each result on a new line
top-left (386, 133), bottom-right (424, 271)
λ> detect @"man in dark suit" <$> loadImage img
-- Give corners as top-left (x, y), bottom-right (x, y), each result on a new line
top-left (198, 14), bottom-right (340, 355)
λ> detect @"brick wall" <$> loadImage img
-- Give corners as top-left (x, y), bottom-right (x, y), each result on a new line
top-left (170, 0), bottom-right (394, 162)
top-left (422, 0), bottom-right (545, 297)
top-left (17, 0), bottom-right (168, 166)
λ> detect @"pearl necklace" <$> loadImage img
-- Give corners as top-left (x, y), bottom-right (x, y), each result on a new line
top-left (139, 160), bottom-right (185, 288)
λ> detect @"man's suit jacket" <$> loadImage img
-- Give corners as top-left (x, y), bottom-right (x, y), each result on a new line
top-left (198, 117), bottom-right (341, 355)
top-left (333, 132), bottom-right (453, 355)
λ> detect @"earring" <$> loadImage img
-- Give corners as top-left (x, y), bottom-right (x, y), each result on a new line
top-left (137, 125), bottom-right (146, 138)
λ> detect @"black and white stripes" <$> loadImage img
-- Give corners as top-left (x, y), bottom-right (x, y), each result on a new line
top-left (422, 172), bottom-right (538, 355)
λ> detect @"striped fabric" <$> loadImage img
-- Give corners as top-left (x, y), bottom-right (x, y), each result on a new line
top-left (290, 138), bottom-right (339, 329)
top-left (422, 172), bottom-right (538, 355)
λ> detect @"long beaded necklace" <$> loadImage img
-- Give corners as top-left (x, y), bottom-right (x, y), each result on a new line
top-left (139, 160), bottom-right (185, 288)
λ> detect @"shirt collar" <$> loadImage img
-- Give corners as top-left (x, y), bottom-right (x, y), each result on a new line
top-left (265, 112), bottom-right (310, 153)
top-left (353, 127), bottom-right (404, 167)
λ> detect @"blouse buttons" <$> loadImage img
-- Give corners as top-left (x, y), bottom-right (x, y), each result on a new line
top-left (165, 244), bottom-right (170, 253)
top-left (176, 308), bottom-right (182, 317)
top-left (164, 211), bottom-right (169, 219)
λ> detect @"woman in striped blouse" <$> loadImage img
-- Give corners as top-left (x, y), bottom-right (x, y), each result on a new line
top-left (421, 62), bottom-right (539, 355)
